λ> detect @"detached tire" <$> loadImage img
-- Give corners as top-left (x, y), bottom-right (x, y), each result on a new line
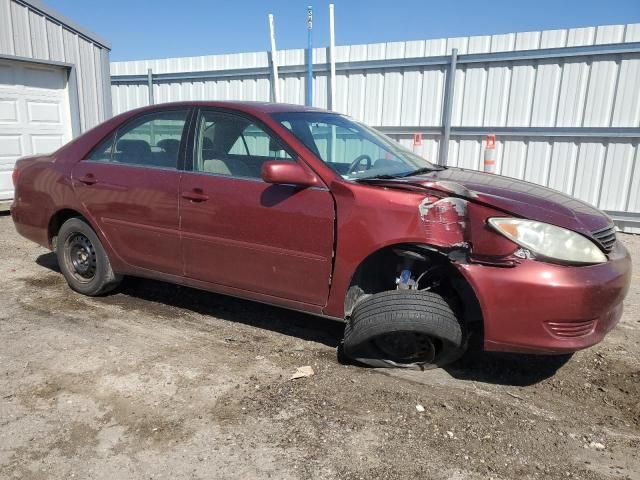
top-left (342, 290), bottom-right (466, 369)
top-left (56, 217), bottom-right (122, 296)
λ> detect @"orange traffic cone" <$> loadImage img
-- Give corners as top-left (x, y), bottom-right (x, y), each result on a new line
top-left (484, 134), bottom-right (496, 174)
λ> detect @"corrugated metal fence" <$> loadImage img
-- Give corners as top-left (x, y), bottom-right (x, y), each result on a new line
top-left (111, 23), bottom-right (640, 232)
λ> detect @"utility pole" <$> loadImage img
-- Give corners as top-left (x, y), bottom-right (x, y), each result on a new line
top-left (268, 13), bottom-right (280, 103)
top-left (328, 3), bottom-right (337, 162)
top-left (328, 3), bottom-right (336, 110)
top-left (306, 5), bottom-right (313, 106)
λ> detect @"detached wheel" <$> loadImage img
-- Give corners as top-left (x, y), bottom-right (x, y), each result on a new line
top-left (56, 217), bottom-right (122, 296)
top-left (342, 290), bottom-right (466, 369)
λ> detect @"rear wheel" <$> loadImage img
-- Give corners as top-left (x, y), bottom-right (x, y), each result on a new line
top-left (56, 217), bottom-right (121, 296)
top-left (341, 289), bottom-right (466, 369)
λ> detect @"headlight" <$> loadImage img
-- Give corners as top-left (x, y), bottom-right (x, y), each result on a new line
top-left (488, 218), bottom-right (607, 265)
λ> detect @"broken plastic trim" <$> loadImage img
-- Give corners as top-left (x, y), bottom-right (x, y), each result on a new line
top-left (419, 196), bottom-right (469, 248)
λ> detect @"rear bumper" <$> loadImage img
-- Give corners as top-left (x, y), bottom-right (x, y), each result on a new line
top-left (11, 200), bottom-right (50, 248)
top-left (458, 242), bottom-right (632, 354)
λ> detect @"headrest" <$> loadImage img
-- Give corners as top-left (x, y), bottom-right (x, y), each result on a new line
top-left (117, 139), bottom-right (151, 154)
top-left (157, 138), bottom-right (180, 154)
top-left (269, 137), bottom-right (284, 152)
top-left (202, 137), bottom-right (214, 149)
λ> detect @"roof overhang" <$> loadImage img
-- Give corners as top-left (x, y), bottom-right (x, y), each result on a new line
top-left (18, 0), bottom-right (111, 50)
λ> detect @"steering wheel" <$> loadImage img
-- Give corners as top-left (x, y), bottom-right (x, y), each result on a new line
top-left (347, 154), bottom-right (373, 174)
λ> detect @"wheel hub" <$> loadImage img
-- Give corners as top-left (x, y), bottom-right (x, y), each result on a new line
top-left (68, 234), bottom-right (96, 280)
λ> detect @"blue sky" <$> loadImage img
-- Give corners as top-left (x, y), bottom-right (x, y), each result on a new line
top-left (46, 0), bottom-right (640, 61)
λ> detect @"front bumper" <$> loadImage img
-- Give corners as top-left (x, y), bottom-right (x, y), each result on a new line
top-left (458, 242), bottom-right (632, 354)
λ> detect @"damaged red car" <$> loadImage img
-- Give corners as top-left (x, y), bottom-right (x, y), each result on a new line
top-left (11, 102), bottom-right (632, 369)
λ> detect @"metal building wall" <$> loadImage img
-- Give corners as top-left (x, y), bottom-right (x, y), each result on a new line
top-left (110, 23), bottom-right (640, 232)
top-left (0, 0), bottom-right (112, 132)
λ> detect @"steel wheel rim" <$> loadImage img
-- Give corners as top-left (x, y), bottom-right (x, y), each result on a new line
top-left (373, 331), bottom-right (437, 365)
top-left (66, 233), bottom-right (97, 282)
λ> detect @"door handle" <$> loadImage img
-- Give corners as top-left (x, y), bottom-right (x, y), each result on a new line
top-left (77, 174), bottom-right (97, 185)
top-left (181, 189), bottom-right (209, 202)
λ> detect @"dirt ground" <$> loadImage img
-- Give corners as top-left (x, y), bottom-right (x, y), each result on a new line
top-left (0, 213), bottom-right (638, 480)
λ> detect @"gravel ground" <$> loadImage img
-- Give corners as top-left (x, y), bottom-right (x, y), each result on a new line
top-left (0, 212), bottom-right (638, 480)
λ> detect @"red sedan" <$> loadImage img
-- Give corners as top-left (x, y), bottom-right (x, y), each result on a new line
top-left (11, 102), bottom-right (632, 369)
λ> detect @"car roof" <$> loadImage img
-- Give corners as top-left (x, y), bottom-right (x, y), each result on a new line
top-left (125, 101), bottom-right (333, 115)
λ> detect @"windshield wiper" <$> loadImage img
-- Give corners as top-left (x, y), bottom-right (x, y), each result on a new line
top-left (354, 166), bottom-right (446, 182)
top-left (397, 166), bottom-right (446, 177)
top-left (353, 174), bottom-right (399, 182)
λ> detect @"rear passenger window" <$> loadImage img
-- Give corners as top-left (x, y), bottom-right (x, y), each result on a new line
top-left (86, 110), bottom-right (188, 169)
top-left (195, 111), bottom-right (292, 179)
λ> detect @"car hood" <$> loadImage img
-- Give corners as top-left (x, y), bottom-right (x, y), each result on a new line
top-left (371, 167), bottom-right (612, 236)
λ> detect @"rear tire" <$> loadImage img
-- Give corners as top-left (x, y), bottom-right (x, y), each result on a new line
top-left (56, 217), bottom-right (122, 296)
top-left (341, 289), bottom-right (466, 369)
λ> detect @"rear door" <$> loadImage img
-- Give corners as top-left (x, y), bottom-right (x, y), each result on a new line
top-left (180, 108), bottom-right (335, 305)
top-left (72, 108), bottom-right (190, 276)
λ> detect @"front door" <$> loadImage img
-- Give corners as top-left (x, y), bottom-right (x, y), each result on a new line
top-left (180, 109), bottom-right (335, 306)
top-left (72, 108), bottom-right (190, 276)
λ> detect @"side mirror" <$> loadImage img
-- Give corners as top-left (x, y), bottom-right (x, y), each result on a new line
top-left (261, 160), bottom-right (319, 187)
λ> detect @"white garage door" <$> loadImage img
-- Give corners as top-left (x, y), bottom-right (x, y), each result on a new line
top-left (0, 59), bottom-right (73, 201)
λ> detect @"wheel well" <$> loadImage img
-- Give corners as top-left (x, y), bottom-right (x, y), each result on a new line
top-left (344, 244), bottom-right (483, 341)
top-left (48, 209), bottom-right (86, 249)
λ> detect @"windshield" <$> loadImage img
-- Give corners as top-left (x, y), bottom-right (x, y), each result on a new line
top-left (270, 112), bottom-right (442, 180)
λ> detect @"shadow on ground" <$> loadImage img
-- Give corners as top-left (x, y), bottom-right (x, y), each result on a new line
top-left (36, 252), bottom-right (345, 348)
top-left (37, 251), bottom-right (572, 386)
top-left (444, 350), bottom-right (573, 387)
top-left (36, 251), bottom-right (60, 272)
